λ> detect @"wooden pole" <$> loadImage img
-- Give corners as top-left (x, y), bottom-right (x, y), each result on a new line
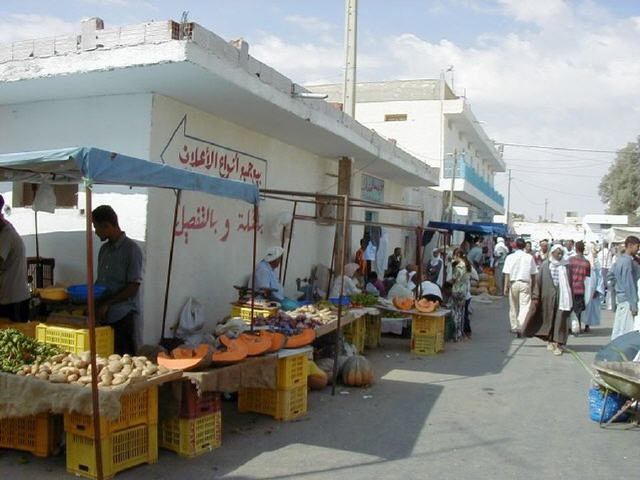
top-left (250, 203), bottom-right (259, 332)
top-left (326, 227), bottom-right (338, 300)
top-left (85, 186), bottom-right (104, 480)
top-left (282, 201), bottom-right (298, 291)
top-left (331, 195), bottom-right (349, 396)
top-left (160, 190), bottom-right (181, 343)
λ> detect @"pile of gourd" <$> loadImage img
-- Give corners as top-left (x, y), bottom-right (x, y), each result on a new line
top-left (288, 304), bottom-right (338, 325)
top-left (16, 352), bottom-right (168, 387)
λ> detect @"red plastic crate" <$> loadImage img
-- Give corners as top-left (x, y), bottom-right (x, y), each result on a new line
top-left (179, 381), bottom-right (221, 419)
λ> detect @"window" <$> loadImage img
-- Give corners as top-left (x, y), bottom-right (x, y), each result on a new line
top-left (384, 113), bottom-right (407, 122)
top-left (13, 182), bottom-right (78, 208)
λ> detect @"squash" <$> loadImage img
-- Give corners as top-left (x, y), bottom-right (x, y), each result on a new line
top-left (212, 336), bottom-right (249, 365)
top-left (264, 331), bottom-right (287, 352)
top-left (157, 344), bottom-right (213, 371)
top-left (393, 296), bottom-right (414, 311)
top-left (238, 332), bottom-right (272, 356)
top-left (415, 299), bottom-right (437, 313)
top-left (341, 355), bottom-right (374, 387)
top-left (307, 361), bottom-right (328, 390)
top-left (285, 328), bottom-right (316, 348)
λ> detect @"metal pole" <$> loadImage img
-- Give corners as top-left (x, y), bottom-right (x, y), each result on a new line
top-left (326, 228), bottom-right (338, 300)
top-left (506, 168), bottom-right (512, 227)
top-left (85, 186), bottom-right (104, 480)
top-left (342, 0), bottom-right (358, 117)
top-left (332, 194), bottom-right (349, 396)
top-left (160, 189), bottom-right (181, 343)
top-left (448, 151), bottom-right (458, 223)
top-left (282, 201), bottom-right (298, 290)
top-left (250, 203), bottom-right (259, 332)
top-left (544, 197), bottom-right (548, 222)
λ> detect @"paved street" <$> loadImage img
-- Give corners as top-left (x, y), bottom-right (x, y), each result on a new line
top-left (2, 298), bottom-right (638, 479)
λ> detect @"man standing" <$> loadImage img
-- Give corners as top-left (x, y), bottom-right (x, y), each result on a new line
top-left (536, 239), bottom-right (550, 265)
top-left (568, 241), bottom-right (591, 332)
top-left (0, 194), bottom-right (30, 321)
top-left (92, 205), bottom-right (143, 355)
top-left (426, 248), bottom-right (444, 288)
top-left (493, 237), bottom-right (509, 296)
top-left (564, 239), bottom-right (576, 260)
top-left (607, 236), bottom-right (640, 340)
top-left (386, 247), bottom-right (402, 279)
top-left (503, 238), bottom-right (538, 336)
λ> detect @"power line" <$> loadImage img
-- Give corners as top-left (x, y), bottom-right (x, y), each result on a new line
top-left (513, 177), bottom-right (601, 199)
top-left (500, 142), bottom-right (619, 154)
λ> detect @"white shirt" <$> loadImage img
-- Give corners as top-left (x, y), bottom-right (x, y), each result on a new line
top-left (329, 275), bottom-right (361, 298)
top-left (502, 249), bottom-right (537, 283)
top-left (0, 220), bottom-right (30, 304)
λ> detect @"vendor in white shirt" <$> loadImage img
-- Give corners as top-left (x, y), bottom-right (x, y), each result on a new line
top-left (330, 263), bottom-right (362, 298)
top-left (254, 246), bottom-right (286, 302)
top-left (503, 238), bottom-right (538, 335)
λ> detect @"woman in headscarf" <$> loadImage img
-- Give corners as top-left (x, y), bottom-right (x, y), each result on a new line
top-left (583, 243), bottom-right (604, 332)
top-left (426, 248), bottom-right (444, 287)
top-left (451, 249), bottom-right (471, 341)
top-left (523, 244), bottom-right (573, 356)
top-left (387, 267), bottom-right (415, 299)
top-left (329, 263), bottom-right (361, 298)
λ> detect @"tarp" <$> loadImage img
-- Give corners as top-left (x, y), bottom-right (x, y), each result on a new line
top-left (428, 220), bottom-right (493, 235)
top-left (0, 146), bottom-right (259, 204)
top-left (472, 222), bottom-right (511, 237)
top-left (605, 226), bottom-right (640, 244)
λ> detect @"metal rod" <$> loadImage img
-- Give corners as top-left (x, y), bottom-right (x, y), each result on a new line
top-left (282, 201), bottom-right (297, 291)
top-left (331, 194), bottom-right (349, 396)
top-left (250, 203), bottom-right (259, 332)
top-left (279, 225), bottom-right (286, 283)
top-left (85, 186), bottom-right (104, 480)
top-left (326, 227), bottom-right (338, 300)
top-left (294, 214), bottom-right (422, 232)
top-left (160, 189), bottom-right (181, 342)
top-left (416, 226), bottom-right (423, 298)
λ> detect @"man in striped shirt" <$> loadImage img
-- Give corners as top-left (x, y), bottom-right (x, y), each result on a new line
top-left (568, 241), bottom-right (590, 332)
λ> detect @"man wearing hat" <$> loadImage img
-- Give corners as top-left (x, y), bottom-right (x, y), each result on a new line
top-left (0, 194), bottom-right (30, 321)
top-left (254, 246), bottom-right (286, 302)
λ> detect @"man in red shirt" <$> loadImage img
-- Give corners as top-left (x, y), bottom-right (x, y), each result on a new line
top-left (568, 241), bottom-right (591, 332)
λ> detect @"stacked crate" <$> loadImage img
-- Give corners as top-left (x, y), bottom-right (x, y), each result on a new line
top-left (64, 386), bottom-right (158, 479)
top-left (238, 352), bottom-right (308, 421)
top-left (0, 413), bottom-right (62, 457)
top-left (364, 315), bottom-right (382, 349)
top-left (160, 381), bottom-right (222, 458)
top-left (343, 317), bottom-right (366, 354)
top-left (36, 323), bottom-right (114, 357)
top-left (410, 314), bottom-right (445, 355)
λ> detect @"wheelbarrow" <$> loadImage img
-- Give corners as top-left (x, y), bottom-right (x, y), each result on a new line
top-left (592, 361), bottom-right (640, 428)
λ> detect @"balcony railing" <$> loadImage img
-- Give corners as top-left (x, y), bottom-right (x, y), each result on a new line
top-left (443, 158), bottom-right (504, 207)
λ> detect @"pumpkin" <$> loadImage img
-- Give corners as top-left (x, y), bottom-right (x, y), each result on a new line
top-left (212, 336), bottom-right (249, 365)
top-left (393, 296), bottom-right (414, 311)
top-left (238, 332), bottom-right (272, 356)
top-left (307, 361), bottom-right (328, 390)
top-left (315, 356), bottom-right (348, 384)
top-left (341, 355), bottom-right (374, 386)
top-left (415, 299), bottom-right (438, 313)
top-left (157, 344), bottom-right (213, 371)
top-left (264, 331), bottom-right (287, 352)
top-left (285, 328), bottom-right (316, 348)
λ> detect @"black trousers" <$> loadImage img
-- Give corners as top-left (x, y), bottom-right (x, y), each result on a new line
top-left (107, 312), bottom-right (136, 355)
top-left (463, 298), bottom-right (472, 335)
top-left (0, 299), bottom-right (30, 322)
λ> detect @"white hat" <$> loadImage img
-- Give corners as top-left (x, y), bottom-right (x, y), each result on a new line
top-left (421, 281), bottom-right (443, 301)
top-left (263, 246), bottom-right (284, 262)
top-left (344, 263), bottom-right (360, 277)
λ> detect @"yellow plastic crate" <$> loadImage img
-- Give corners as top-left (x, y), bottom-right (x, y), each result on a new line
top-left (36, 323), bottom-right (114, 357)
top-left (238, 385), bottom-right (307, 421)
top-left (277, 353), bottom-right (308, 390)
top-left (64, 387), bottom-right (158, 438)
top-left (0, 413), bottom-right (61, 457)
top-left (230, 305), bottom-right (278, 324)
top-left (159, 412), bottom-right (221, 458)
top-left (66, 423), bottom-right (157, 480)
top-left (365, 315), bottom-right (381, 349)
top-left (411, 314), bottom-right (445, 336)
top-left (411, 332), bottom-right (445, 355)
top-left (343, 317), bottom-right (366, 354)
top-left (0, 320), bottom-right (37, 338)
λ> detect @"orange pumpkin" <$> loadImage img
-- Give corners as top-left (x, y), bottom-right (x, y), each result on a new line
top-left (212, 336), bottom-right (249, 365)
top-left (264, 331), bottom-right (287, 352)
top-left (341, 355), bottom-right (374, 386)
top-left (238, 332), bottom-right (272, 356)
top-left (393, 296), bottom-right (414, 311)
top-left (285, 328), bottom-right (316, 348)
top-left (415, 298), bottom-right (438, 313)
top-left (157, 344), bottom-right (213, 371)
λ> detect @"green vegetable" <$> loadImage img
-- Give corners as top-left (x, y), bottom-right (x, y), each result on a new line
top-left (349, 293), bottom-right (378, 307)
top-left (0, 329), bottom-right (62, 374)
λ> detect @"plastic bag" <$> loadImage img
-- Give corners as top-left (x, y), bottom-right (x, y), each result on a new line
top-left (570, 312), bottom-right (580, 335)
top-left (176, 297), bottom-right (206, 346)
top-left (32, 183), bottom-right (56, 213)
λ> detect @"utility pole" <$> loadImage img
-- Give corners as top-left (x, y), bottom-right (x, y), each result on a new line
top-left (544, 198), bottom-right (548, 222)
top-left (506, 168), bottom-right (512, 226)
top-left (448, 150), bottom-right (458, 223)
top-left (342, 0), bottom-right (358, 117)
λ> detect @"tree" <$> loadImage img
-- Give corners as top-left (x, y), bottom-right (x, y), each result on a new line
top-left (599, 138), bottom-right (640, 216)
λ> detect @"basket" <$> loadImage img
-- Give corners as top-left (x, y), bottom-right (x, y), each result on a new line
top-left (66, 424), bottom-right (157, 480)
top-left (411, 332), bottom-right (445, 355)
top-left (230, 305), bottom-right (278, 323)
top-left (179, 381), bottom-right (221, 419)
top-left (64, 387), bottom-right (158, 437)
top-left (0, 413), bottom-right (62, 457)
top-left (67, 284), bottom-right (107, 303)
top-left (411, 314), bottom-right (445, 336)
top-left (0, 320), bottom-right (37, 338)
top-left (277, 353), bottom-right (308, 390)
top-left (365, 315), bottom-right (381, 349)
top-left (36, 323), bottom-right (114, 356)
top-left (160, 412), bottom-right (222, 458)
top-left (238, 385), bottom-right (307, 421)
top-left (588, 387), bottom-right (629, 423)
top-left (343, 317), bottom-right (366, 354)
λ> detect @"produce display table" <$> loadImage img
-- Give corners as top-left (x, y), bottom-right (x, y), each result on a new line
top-left (377, 305), bottom-right (450, 355)
top-left (314, 307), bottom-right (380, 337)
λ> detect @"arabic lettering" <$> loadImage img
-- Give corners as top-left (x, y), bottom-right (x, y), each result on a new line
top-left (174, 205), bottom-right (261, 244)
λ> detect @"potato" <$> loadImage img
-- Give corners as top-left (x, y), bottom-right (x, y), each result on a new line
top-left (129, 369), bottom-right (142, 378)
top-left (80, 352), bottom-right (91, 363)
top-left (79, 368), bottom-right (87, 377)
top-left (121, 355), bottom-right (132, 365)
top-left (108, 354), bottom-right (121, 362)
top-left (112, 376), bottom-right (127, 386)
top-left (50, 373), bottom-right (67, 383)
top-left (36, 371), bottom-right (49, 380)
top-left (144, 364), bottom-right (158, 375)
top-left (67, 374), bottom-right (79, 382)
top-left (121, 364), bottom-right (133, 376)
top-left (78, 375), bottom-right (92, 384)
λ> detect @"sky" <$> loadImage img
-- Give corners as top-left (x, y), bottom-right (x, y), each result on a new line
top-left (2, 0), bottom-right (640, 221)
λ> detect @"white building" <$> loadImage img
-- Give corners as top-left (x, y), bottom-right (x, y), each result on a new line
top-left (309, 79), bottom-right (506, 223)
top-left (0, 18), bottom-right (440, 343)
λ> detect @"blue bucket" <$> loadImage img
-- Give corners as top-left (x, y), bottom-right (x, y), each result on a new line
top-left (588, 387), bottom-right (629, 423)
top-left (67, 284), bottom-right (107, 303)
top-left (329, 296), bottom-right (350, 306)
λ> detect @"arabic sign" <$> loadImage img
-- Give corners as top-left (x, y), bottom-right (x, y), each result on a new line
top-left (175, 204), bottom-right (263, 245)
top-left (361, 174), bottom-right (384, 203)
top-left (161, 115), bottom-right (268, 187)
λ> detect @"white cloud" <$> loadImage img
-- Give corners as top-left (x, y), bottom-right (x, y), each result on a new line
top-left (0, 14), bottom-right (78, 43)
top-left (498, 0), bottom-right (571, 26)
top-left (284, 15), bottom-right (336, 33)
